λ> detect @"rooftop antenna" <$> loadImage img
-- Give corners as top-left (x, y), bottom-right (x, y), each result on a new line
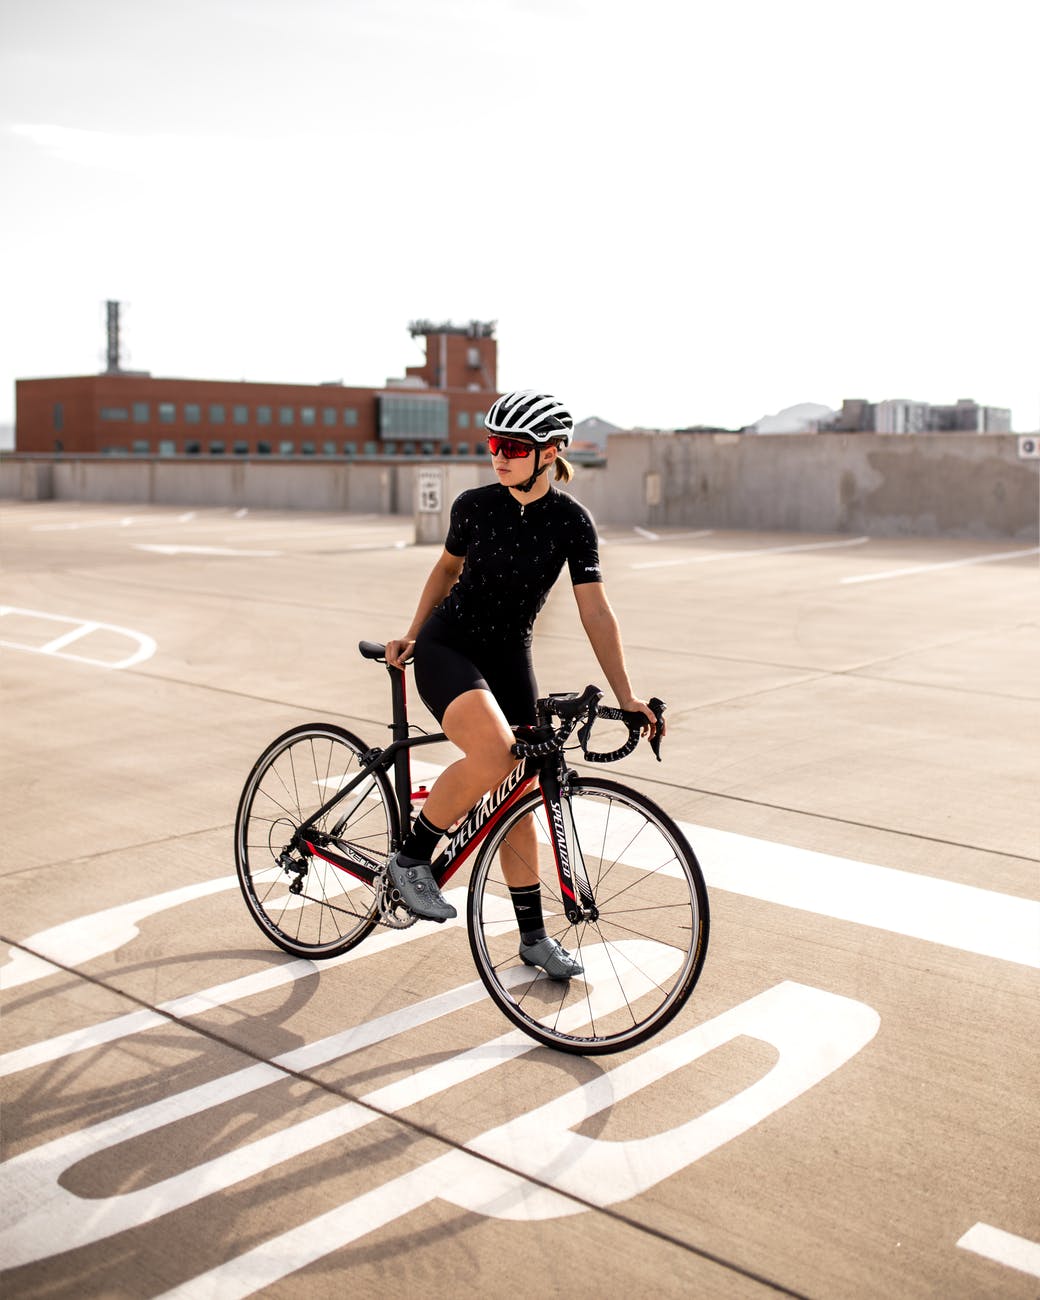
top-left (105, 300), bottom-right (122, 373)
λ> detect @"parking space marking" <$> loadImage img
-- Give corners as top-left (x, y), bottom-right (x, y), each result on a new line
top-left (631, 536), bottom-right (869, 570)
top-left (133, 544), bottom-right (283, 557)
top-left (0, 606), bottom-right (157, 670)
top-left (957, 1223), bottom-right (1040, 1279)
top-left (841, 546), bottom-right (1040, 584)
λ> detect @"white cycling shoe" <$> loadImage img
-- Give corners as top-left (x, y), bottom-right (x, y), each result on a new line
top-left (519, 935), bottom-right (584, 980)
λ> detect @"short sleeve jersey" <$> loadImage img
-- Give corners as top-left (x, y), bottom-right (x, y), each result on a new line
top-left (439, 484), bottom-right (603, 647)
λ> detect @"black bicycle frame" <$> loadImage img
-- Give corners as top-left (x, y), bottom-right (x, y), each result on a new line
top-left (293, 664), bottom-right (600, 917)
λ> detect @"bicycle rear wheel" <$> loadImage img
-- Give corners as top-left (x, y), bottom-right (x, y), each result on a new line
top-left (235, 723), bottom-right (398, 958)
top-left (467, 776), bottom-right (709, 1054)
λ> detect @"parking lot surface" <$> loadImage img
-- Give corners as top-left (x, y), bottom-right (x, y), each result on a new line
top-left (2, 500), bottom-right (1038, 1298)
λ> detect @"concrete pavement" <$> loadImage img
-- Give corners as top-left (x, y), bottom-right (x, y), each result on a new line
top-left (1, 500), bottom-right (1037, 1298)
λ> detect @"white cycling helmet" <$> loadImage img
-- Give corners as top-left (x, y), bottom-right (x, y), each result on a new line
top-left (485, 390), bottom-right (574, 447)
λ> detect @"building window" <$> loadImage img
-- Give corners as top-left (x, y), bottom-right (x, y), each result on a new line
top-left (158, 402), bottom-right (176, 423)
top-left (301, 441), bottom-right (315, 455)
top-left (233, 404), bottom-right (249, 425)
top-left (133, 402), bottom-right (150, 423)
top-left (457, 411), bottom-right (470, 429)
top-left (440, 443), bottom-right (452, 456)
top-left (364, 441), bottom-right (378, 455)
top-left (132, 439), bottom-right (150, 454)
top-left (233, 440), bottom-right (249, 455)
top-left (279, 440), bottom-right (294, 455)
top-left (322, 407), bottom-right (337, 427)
top-left (209, 404), bottom-right (225, 425)
top-left (257, 405), bottom-right (272, 425)
top-left (184, 404), bottom-right (201, 424)
top-left (53, 402), bottom-right (64, 431)
top-left (474, 411), bottom-right (485, 428)
top-left (301, 407), bottom-right (316, 426)
top-left (378, 393), bottom-right (448, 441)
top-left (279, 406), bottom-right (294, 426)
top-left (457, 442), bottom-right (469, 455)
top-left (209, 441), bottom-right (226, 454)
top-left (257, 441), bottom-right (272, 455)
top-left (100, 407), bottom-right (129, 421)
top-left (322, 440), bottom-right (336, 455)
top-left (102, 446), bottom-right (128, 455)
top-left (343, 408), bottom-right (358, 427)
top-left (343, 442), bottom-right (356, 456)
top-left (158, 439), bottom-right (176, 456)
top-left (184, 440), bottom-right (201, 455)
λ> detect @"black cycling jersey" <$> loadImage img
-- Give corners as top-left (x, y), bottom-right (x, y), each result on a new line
top-left (439, 483), bottom-right (603, 647)
top-left (413, 483), bottom-right (603, 726)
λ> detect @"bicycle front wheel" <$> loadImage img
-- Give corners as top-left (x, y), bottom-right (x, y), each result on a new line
top-left (235, 723), bottom-right (399, 958)
top-left (467, 777), bottom-right (709, 1054)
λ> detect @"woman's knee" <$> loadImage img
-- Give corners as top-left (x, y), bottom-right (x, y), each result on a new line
top-left (443, 689), bottom-right (516, 779)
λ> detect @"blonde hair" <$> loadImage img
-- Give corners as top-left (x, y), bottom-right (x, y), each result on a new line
top-left (552, 441), bottom-right (574, 483)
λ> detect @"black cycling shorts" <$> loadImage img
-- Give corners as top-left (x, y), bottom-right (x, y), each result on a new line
top-left (413, 612), bottom-right (537, 727)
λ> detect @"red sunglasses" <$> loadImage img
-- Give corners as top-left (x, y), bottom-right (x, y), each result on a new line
top-left (486, 434), bottom-right (534, 459)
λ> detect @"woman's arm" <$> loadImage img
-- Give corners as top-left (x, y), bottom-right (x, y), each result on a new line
top-left (385, 548), bottom-right (464, 668)
top-left (573, 583), bottom-right (662, 734)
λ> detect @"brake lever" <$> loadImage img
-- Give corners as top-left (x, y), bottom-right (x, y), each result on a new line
top-left (648, 697), bottom-right (666, 762)
top-left (576, 701), bottom-right (599, 753)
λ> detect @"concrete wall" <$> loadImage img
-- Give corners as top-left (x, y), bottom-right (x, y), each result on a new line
top-left (603, 432), bottom-right (1039, 540)
top-left (2, 434), bottom-right (1036, 539)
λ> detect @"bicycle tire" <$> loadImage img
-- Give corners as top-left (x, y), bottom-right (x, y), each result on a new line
top-left (467, 776), bottom-right (709, 1055)
top-left (235, 723), bottom-right (399, 958)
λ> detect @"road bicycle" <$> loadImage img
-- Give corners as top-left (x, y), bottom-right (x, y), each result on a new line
top-left (234, 641), bottom-right (710, 1054)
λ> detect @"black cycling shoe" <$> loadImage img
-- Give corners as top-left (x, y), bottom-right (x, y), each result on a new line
top-left (519, 935), bottom-right (584, 980)
top-left (387, 854), bottom-right (457, 922)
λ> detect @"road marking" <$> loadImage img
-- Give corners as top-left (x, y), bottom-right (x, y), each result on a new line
top-left (957, 1223), bottom-right (1040, 1279)
top-left (840, 546), bottom-right (1040, 584)
top-left (633, 525), bottom-right (659, 540)
top-left (31, 516), bottom-right (141, 532)
top-left (631, 535), bottom-right (869, 570)
top-left (0, 606), bottom-right (157, 670)
top-left (133, 544), bottom-right (283, 557)
top-left (0, 981), bottom-right (879, 1277)
top-left (691, 822), bottom-right (1040, 970)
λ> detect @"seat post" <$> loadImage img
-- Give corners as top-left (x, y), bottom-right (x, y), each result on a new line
top-left (387, 663), bottom-right (413, 834)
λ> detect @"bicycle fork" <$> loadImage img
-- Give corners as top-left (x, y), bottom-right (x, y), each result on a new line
top-left (540, 771), bottom-right (598, 923)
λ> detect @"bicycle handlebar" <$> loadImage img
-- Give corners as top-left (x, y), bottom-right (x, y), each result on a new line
top-left (513, 686), bottom-right (667, 764)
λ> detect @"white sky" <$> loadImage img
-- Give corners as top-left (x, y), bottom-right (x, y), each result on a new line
top-left (1, 0), bottom-right (1038, 432)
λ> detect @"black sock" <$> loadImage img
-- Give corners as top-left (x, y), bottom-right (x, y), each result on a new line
top-left (509, 884), bottom-right (546, 943)
top-left (400, 810), bottom-right (445, 863)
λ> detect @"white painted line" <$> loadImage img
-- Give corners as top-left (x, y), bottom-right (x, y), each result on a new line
top-left (132, 544), bottom-right (282, 557)
top-left (633, 526), bottom-right (659, 540)
top-left (234, 508), bottom-right (248, 517)
top-left (0, 606), bottom-right (157, 670)
top-left (632, 536), bottom-right (869, 570)
top-left (841, 546), bottom-right (1040, 584)
top-left (178, 512), bottom-right (196, 522)
top-left (692, 823), bottom-right (1040, 969)
top-left (37, 622), bottom-right (99, 655)
top-left (957, 1223), bottom-right (1040, 1279)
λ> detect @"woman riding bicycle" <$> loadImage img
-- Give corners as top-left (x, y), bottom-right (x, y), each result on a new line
top-left (385, 389), bottom-right (661, 978)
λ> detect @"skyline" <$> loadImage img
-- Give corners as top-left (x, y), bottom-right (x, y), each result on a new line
top-left (2, 0), bottom-right (1038, 433)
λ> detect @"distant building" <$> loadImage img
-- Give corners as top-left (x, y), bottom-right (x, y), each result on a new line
top-left (14, 320), bottom-right (500, 457)
top-left (816, 396), bottom-right (1011, 434)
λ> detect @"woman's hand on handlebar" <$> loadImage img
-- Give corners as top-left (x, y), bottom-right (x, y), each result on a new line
top-left (619, 695), bottom-right (665, 740)
top-left (385, 637), bottom-right (415, 670)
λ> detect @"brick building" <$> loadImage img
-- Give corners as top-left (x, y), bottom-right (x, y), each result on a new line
top-left (15, 320), bottom-right (499, 457)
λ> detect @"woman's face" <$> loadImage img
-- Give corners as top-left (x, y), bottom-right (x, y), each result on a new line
top-left (490, 438), bottom-right (556, 487)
